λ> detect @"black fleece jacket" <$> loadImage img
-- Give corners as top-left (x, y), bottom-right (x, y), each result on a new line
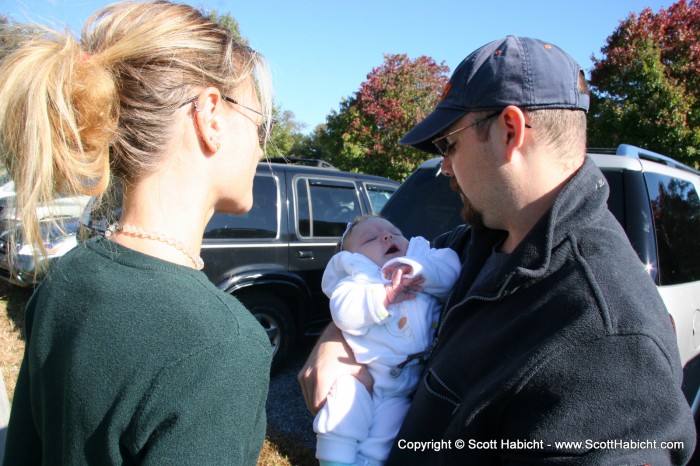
top-left (386, 157), bottom-right (696, 465)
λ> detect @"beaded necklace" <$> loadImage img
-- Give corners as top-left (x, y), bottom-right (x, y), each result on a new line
top-left (105, 222), bottom-right (204, 270)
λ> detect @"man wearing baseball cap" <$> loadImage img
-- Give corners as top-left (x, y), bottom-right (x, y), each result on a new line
top-left (300, 36), bottom-right (695, 464)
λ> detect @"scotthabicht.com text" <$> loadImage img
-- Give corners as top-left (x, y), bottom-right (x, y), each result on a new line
top-left (396, 438), bottom-right (685, 452)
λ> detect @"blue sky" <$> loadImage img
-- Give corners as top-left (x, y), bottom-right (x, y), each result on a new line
top-left (2, 0), bottom-right (672, 133)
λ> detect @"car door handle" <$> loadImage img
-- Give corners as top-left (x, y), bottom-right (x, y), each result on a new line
top-left (297, 250), bottom-right (314, 259)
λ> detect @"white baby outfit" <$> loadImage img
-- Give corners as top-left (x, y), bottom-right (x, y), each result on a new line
top-left (314, 236), bottom-right (460, 466)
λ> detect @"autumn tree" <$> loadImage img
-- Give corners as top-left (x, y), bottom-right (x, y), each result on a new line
top-left (208, 11), bottom-right (248, 46)
top-left (588, 0), bottom-right (700, 167)
top-left (286, 123), bottom-right (328, 160)
top-left (265, 107), bottom-right (307, 157)
top-left (0, 15), bottom-right (14, 55)
top-left (0, 15), bottom-right (35, 59)
top-left (318, 54), bottom-right (449, 180)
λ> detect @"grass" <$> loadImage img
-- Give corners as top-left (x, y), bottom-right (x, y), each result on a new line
top-left (0, 283), bottom-right (29, 404)
top-left (0, 283), bottom-right (316, 466)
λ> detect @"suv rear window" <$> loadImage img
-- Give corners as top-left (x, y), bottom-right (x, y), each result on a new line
top-left (365, 183), bottom-right (397, 213)
top-left (203, 174), bottom-right (279, 239)
top-left (644, 172), bottom-right (700, 285)
top-left (383, 165), bottom-right (464, 241)
top-left (296, 178), bottom-right (361, 237)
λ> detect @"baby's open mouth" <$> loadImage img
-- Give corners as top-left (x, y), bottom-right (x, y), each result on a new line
top-left (386, 246), bottom-right (399, 254)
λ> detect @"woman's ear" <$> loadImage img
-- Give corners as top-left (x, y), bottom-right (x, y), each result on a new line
top-left (193, 88), bottom-right (224, 154)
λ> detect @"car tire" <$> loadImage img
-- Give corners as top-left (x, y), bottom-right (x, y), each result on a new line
top-left (236, 290), bottom-right (296, 375)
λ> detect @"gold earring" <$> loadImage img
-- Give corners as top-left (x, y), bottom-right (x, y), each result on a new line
top-left (210, 136), bottom-right (221, 152)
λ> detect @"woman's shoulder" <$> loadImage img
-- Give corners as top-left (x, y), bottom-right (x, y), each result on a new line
top-left (43, 237), bottom-right (268, 352)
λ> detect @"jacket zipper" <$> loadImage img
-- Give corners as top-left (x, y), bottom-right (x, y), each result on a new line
top-left (429, 280), bottom-right (517, 358)
top-left (424, 368), bottom-right (462, 412)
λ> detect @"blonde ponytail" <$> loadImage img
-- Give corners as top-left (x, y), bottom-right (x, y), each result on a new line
top-left (0, 1), bottom-right (273, 270)
top-left (0, 28), bottom-right (116, 263)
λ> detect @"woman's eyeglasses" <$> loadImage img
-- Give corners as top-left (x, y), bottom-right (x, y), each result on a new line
top-left (179, 94), bottom-right (273, 145)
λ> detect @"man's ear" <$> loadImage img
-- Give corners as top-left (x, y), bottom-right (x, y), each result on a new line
top-left (193, 88), bottom-right (224, 154)
top-left (500, 105), bottom-right (527, 160)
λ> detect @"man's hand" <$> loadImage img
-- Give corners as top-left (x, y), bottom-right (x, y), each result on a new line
top-left (297, 324), bottom-right (373, 415)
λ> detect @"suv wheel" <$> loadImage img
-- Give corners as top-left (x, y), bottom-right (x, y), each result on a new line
top-left (237, 290), bottom-right (295, 375)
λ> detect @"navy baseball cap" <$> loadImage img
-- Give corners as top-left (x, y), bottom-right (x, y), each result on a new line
top-left (400, 35), bottom-right (590, 154)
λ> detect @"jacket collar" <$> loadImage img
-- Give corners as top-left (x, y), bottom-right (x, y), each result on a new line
top-left (462, 156), bottom-right (609, 298)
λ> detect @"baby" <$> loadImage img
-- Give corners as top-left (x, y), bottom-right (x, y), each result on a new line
top-left (314, 215), bottom-right (461, 466)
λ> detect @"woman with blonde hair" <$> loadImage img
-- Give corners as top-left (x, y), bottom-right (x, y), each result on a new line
top-left (0, 2), bottom-right (274, 464)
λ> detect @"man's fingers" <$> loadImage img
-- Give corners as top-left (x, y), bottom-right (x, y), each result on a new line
top-left (355, 365), bottom-right (374, 394)
top-left (297, 367), bottom-right (316, 414)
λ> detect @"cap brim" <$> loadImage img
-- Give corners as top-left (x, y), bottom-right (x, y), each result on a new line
top-left (399, 106), bottom-right (467, 154)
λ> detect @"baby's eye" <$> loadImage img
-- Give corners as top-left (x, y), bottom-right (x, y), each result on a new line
top-left (363, 236), bottom-right (378, 245)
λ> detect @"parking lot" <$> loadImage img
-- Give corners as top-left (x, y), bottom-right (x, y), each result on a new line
top-left (266, 343), bottom-right (316, 452)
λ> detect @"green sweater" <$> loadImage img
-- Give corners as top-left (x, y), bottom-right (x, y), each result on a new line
top-left (3, 236), bottom-right (271, 465)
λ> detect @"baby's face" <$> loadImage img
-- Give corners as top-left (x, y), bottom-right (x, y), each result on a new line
top-left (343, 217), bottom-right (409, 267)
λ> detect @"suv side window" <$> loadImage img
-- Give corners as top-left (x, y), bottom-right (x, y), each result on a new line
top-left (296, 178), bottom-right (361, 237)
top-left (365, 183), bottom-right (397, 213)
top-left (600, 169), bottom-right (625, 227)
top-left (203, 174), bottom-right (279, 239)
top-left (644, 172), bottom-right (700, 285)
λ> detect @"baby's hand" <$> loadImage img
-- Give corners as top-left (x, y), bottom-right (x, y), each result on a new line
top-left (382, 263), bottom-right (413, 281)
top-left (384, 265), bottom-right (425, 307)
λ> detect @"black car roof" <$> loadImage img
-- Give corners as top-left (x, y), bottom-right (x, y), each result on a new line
top-left (256, 161), bottom-right (399, 184)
